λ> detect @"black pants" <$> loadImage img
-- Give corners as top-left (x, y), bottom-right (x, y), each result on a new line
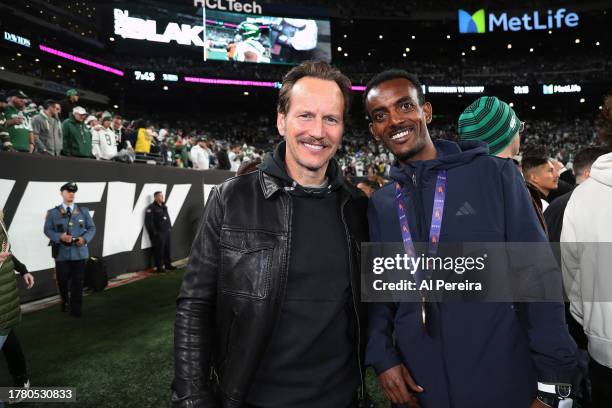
top-left (153, 230), bottom-right (172, 270)
top-left (2, 330), bottom-right (27, 385)
top-left (591, 358), bottom-right (612, 407)
top-left (55, 259), bottom-right (87, 314)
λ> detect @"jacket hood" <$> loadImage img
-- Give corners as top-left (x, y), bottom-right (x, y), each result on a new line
top-left (389, 139), bottom-right (489, 185)
top-left (590, 152), bottom-right (612, 187)
top-left (258, 141), bottom-right (345, 195)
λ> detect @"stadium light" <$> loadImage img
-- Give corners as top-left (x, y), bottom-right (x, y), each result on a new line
top-left (471, 45), bottom-right (476, 51)
top-left (600, 106), bottom-right (604, 110)
top-left (163, 86), bottom-right (169, 91)
top-left (343, 34), bottom-right (347, 38)
top-left (548, 30), bottom-right (552, 34)
top-left (109, 37), bottom-right (115, 42)
top-left (344, 52), bottom-right (348, 57)
top-left (243, 91), bottom-right (249, 96)
top-left (378, 35), bottom-right (383, 39)
top-left (402, 53), bottom-right (407, 57)
top-left (532, 106), bottom-right (536, 110)
top-left (113, 105), bottom-right (119, 109)
top-left (35, 58), bottom-right (39, 62)
top-left (72, 69), bottom-right (76, 73)
top-left (509, 102), bottom-right (514, 107)
top-left (530, 48), bottom-right (534, 52)
top-left (596, 41), bottom-right (600, 46)
top-left (57, 65), bottom-right (62, 69)
top-left (446, 35), bottom-right (451, 39)
top-left (367, 52), bottom-right (371, 56)
top-left (405, 47), bottom-right (410, 52)
top-left (580, 98), bottom-right (585, 103)
top-left (461, 52), bottom-right (466, 56)
top-left (39, 45), bottom-right (124, 76)
top-left (411, 35), bottom-right (416, 39)
top-left (507, 44), bottom-right (512, 49)
top-left (337, 46), bottom-right (342, 52)
top-left (575, 38), bottom-right (580, 44)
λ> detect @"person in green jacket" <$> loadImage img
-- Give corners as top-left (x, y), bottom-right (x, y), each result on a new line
top-left (0, 209), bottom-right (35, 393)
top-left (4, 90), bottom-right (34, 153)
top-left (61, 106), bottom-right (93, 158)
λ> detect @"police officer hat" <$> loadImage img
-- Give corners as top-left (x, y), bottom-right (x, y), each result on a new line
top-left (60, 182), bottom-right (78, 192)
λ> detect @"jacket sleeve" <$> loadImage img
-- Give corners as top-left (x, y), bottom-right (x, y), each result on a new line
top-left (365, 198), bottom-right (402, 374)
top-left (61, 120), bottom-right (71, 155)
top-left (172, 186), bottom-right (224, 407)
top-left (80, 208), bottom-right (96, 243)
top-left (91, 129), bottom-right (101, 159)
top-left (44, 210), bottom-right (62, 243)
top-left (30, 116), bottom-right (47, 153)
top-left (11, 255), bottom-right (28, 276)
top-left (560, 194), bottom-right (583, 325)
top-left (144, 206), bottom-right (157, 237)
top-left (501, 160), bottom-right (577, 383)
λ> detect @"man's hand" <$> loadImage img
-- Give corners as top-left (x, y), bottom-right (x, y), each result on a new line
top-left (60, 233), bottom-right (73, 243)
top-left (531, 399), bottom-right (553, 408)
top-left (378, 364), bottom-right (424, 407)
top-left (5, 117), bottom-right (24, 126)
top-left (76, 237), bottom-right (86, 247)
top-left (0, 251), bottom-right (10, 263)
top-left (23, 273), bottom-right (35, 289)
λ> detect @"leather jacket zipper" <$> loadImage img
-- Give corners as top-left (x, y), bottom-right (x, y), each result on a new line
top-left (341, 198), bottom-right (365, 400)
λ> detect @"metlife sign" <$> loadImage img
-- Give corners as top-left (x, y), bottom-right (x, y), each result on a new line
top-left (458, 8), bottom-right (579, 34)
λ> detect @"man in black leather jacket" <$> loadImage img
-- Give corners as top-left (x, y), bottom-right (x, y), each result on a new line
top-left (172, 61), bottom-right (370, 408)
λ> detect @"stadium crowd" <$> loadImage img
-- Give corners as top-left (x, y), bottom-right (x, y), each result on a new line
top-left (0, 87), bottom-right (608, 186)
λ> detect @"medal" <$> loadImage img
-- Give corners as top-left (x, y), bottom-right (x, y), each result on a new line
top-left (421, 296), bottom-right (427, 328)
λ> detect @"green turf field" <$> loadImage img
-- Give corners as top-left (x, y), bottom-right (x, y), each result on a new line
top-left (0, 270), bottom-right (388, 407)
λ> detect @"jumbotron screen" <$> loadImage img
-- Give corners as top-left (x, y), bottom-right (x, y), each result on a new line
top-left (203, 11), bottom-right (330, 64)
top-left (113, 7), bottom-right (331, 65)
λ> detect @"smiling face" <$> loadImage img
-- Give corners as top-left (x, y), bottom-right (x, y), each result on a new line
top-left (366, 78), bottom-right (434, 163)
top-left (277, 76), bottom-right (344, 184)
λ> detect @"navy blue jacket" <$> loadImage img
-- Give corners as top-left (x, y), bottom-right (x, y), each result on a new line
top-left (366, 140), bottom-right (576, 408)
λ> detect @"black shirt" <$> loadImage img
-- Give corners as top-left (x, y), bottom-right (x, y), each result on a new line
top-left (245, 190), bottom-right (359, 408)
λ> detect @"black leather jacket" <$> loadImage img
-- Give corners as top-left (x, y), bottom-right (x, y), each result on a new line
top-left (172, 169), bottom-right (369, 408)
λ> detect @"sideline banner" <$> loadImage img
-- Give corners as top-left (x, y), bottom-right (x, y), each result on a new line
top-left (0, 152), bottom-right (233, 302)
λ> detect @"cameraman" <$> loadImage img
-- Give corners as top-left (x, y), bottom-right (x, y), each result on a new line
top-left (44, 182), bottom-right (96, 318)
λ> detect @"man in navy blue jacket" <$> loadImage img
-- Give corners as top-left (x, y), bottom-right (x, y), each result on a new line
top-left (364, 70), bottom-right (576, 408)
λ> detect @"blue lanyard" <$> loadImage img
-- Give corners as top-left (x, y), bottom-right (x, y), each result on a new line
top-left (394, 170), bottom-right (447, 328)
top-left (394, 169), bottom-right (447, 260)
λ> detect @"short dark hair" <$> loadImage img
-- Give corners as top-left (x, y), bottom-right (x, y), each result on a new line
top-left (363, 69), bottom-right (425, 118)
top-left (43, 99), bottom-right (58, 109)
top-left (153, 191), bottom-right (163, 197)
top-left (277, 60), bottom-right (352, 120)
top-left (573, 146), bottom-right (612, 176)
top-left (522, 152), bottom-right (550, 174)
